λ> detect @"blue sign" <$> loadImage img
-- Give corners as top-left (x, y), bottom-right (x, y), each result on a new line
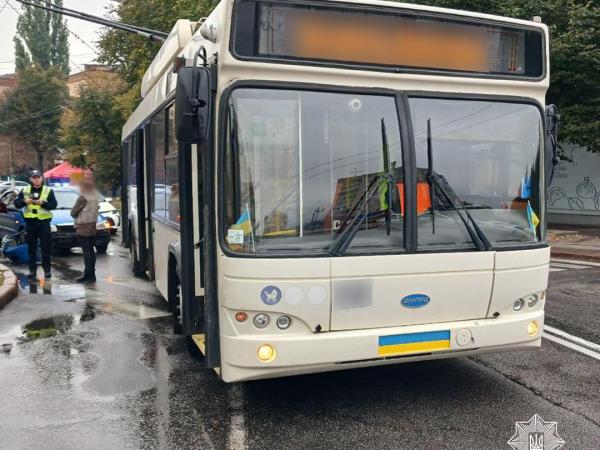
top-left (260, 285), bottom-right (282, 305)
top-left (401, 294), bottom-right (430, 308)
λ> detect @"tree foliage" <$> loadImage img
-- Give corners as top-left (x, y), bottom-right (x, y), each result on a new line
top-left (61, 85), bottom-right (125, 190)
top-left (0, 65), bottom-right (68, 170)
top-left (402, 0), bottom-right (600, 152)
top-left (14, 0), bottom-right (70, 75)
top-left (97, 0), bottom-right (217, 114)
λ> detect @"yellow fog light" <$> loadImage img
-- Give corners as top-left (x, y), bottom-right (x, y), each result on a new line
top-left (527, 321), bottom-right (539, 336)
top-left (257, 344), bottom-right (276, 363)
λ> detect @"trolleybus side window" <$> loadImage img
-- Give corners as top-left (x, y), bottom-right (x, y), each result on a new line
top-left (410, 98), bottom-right (543, 248)
top-left (150, 111), bottom-right (167, 218)
top-left (128, 136), bottom-right (136, 188)
top-left (165, 105), bottom-right (180, 223)
top-left (223, 88), bottom-right (404, 256)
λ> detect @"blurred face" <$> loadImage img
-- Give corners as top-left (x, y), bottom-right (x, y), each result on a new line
top-left (30, 175), bottom-right (42, 188)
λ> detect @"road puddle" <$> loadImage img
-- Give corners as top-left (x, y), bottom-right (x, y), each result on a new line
top-left (21, 314), bottom-right (74, 341)
top-left (0, 304), bottom-right (101, 358)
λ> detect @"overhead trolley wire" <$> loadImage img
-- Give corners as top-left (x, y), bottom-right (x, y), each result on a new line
top-left (14, 0), bottom-right (167, 42)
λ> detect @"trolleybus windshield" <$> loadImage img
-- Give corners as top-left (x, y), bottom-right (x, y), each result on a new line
top-left (222, 89), bottom-right (543, 256)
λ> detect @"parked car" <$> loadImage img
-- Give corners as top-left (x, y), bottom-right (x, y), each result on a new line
top-left (0, 181), bottom-right (28, 197)
top-left (0, 190), bottom-right (23, 243)
top-left (50, 187), bottom-right (112, 253)
top-left (0, 204), bottom-right (22, 243)
top-left (97, 193), bottom-right (120, 235)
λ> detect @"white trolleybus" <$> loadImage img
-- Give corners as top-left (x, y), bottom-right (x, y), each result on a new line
top-left (121, 0), bottom-right (561, 382)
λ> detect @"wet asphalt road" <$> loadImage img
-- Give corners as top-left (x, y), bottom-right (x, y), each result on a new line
top-left (0, 245), bottom-right (599, 450)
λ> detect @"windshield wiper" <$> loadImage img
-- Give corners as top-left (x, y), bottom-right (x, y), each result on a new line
top-left (426, 118), bottom-right (491, 251)
top-left (381, 118), bottom-right (393, 236)
top-left (326, 118), bottom-right (394, 257)
top-left (430, 173), bottom-right (492, 251)
top-left (326, 173), bottom-right (384, 256)
top-left (426, 119), bottom-right (436, 234)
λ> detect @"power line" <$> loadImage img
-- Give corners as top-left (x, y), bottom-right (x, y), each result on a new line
top-left (7, 1), bottom-right (86, 72)
top-left (38, 0), bottom-right (167, 37)
top-left (0, 0), bottom-right (11, 15)
top-left (15, 0), bottom-right (167, 42)
top-left (0, 105), bottom-right (66, 127)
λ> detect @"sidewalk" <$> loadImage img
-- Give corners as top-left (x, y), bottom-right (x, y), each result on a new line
top-left (549, 227), bottom-right (600, 262)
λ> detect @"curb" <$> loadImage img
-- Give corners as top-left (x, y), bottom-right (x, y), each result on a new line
top-left (551, 248), bottom-right (600, 263)
top-left (0, 263), bottom-right (18, 310)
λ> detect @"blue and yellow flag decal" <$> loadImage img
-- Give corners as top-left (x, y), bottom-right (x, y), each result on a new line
top-left (232, 209), bottom-right (252, 235)
top-left (378, 330), bottom-right (451, 357)
top-left (526, 201), bottom-right (540, 236)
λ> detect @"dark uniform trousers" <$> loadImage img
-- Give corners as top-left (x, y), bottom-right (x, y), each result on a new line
top-left (26, 219), bottom-right (52, 274)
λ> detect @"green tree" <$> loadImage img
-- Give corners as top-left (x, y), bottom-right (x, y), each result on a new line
top-left (61, 85), bottom-right (125, 191)
top-left (402, 0), bottom-right (600, 152)
top-left (14, 0), bottom-right (70, 75)
top-left (0, 65), bottom-right (68, 170)
top-left (98, 0), bottom-right (216, 114)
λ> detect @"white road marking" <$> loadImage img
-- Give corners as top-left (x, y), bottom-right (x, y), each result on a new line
top-left (545, 325), bottom-right (600, 352)
top-left (551, 258), bottom-right (600, 267)
top-left (227, 383), bottom-right (247, 450)
top-left (543, 325), bottom-right (600, 361)
top-left (549, 258), bottom-right (599, 273)
top-left (550, 262), bottom-right (593, 270)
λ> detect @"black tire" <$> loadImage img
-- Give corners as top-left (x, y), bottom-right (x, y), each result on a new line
top-left (169, 265), bottom-right (183, 335)
top-left (95, 243), bottom-right (109, 254)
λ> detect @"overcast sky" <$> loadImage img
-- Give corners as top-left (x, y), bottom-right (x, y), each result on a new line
top-left (0, 0), bottom-right (113, 75)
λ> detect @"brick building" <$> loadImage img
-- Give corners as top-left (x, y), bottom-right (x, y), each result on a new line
top-left (0, 65), bottom-right (120, 178)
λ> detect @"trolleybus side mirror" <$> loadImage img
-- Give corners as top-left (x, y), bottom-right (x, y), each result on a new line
top-left (545, 104), bottom-right (561, 189)
top-left (175, 66), bottom-right (211, 144)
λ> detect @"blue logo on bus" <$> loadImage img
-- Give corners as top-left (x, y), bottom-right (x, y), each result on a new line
top-left (401, 294), bottom-right (430, 308)
top-left (260, 285), bottom-right (282, 305)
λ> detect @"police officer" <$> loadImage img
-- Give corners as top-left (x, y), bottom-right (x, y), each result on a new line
top-left (14, 170), bottom-right (57, 280)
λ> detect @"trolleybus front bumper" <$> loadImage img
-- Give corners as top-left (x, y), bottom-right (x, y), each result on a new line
top-left (219, 310), bottom-right (544, 382)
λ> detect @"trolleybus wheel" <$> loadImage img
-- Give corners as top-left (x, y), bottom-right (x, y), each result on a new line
top-left (169, 266), bottom-right (184, 335)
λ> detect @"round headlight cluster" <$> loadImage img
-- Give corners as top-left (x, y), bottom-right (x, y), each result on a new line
top-left (514, 291), bottom-right (545, 311)
top-left (252, 313), bottom-right (293, 330)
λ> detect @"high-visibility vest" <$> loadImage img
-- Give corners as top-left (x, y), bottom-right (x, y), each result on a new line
top-left (23, 185), bottom-right (53, 220)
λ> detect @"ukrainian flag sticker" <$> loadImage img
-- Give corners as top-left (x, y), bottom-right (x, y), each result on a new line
top-left (378, 330), bottom-right (451, 357)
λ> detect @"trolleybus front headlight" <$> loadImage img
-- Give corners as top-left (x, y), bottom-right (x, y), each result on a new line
top-left (276, 315), bottom-right (291, 330)
top-left (257, 344), bottom-right (276, 362)
top-left (525, 290), bottom-right (546, 308)
top-left (253, 313), bottom-right (269, 329)
top-left (527, 321), bottom-right (539, 336)
top-left (512, 299), bottom-right (524, 311)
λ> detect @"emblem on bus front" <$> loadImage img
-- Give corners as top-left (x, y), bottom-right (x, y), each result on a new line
top-left (401, 294), bottom-right (430, 308)
top-left (260, 285), bottom-right (282, 305)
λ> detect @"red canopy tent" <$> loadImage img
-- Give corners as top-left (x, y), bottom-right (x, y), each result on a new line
top-left (44, 162), bottom-right (92, 181)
